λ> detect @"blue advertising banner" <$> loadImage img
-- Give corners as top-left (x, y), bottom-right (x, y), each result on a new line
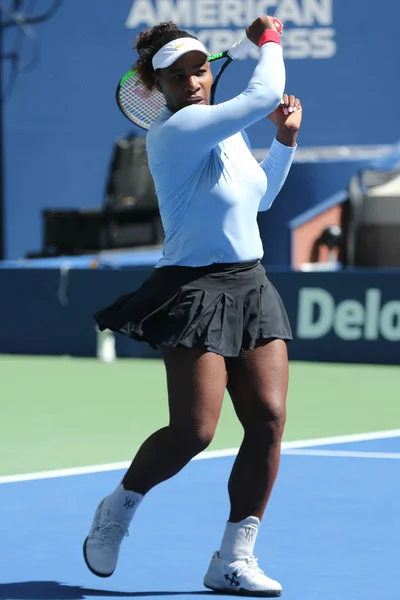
top-left (3, 0), bottom-right (400, 259)
top-left (123, 0), bottom-right (399, 148)
top-left (0, 265), bottom-right (399, 365)
top-left (271, 270), bottom-right (400, 364)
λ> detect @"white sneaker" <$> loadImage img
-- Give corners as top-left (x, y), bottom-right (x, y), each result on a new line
top-left (83, 498), bottom-right (129, 578)
top-left (203, 551), bottom-right (282, 597)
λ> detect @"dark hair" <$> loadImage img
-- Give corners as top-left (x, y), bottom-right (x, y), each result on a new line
top-left (135, 22), bottom-right (197, 90)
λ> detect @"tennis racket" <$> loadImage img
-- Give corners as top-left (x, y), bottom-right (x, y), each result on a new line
top-left (116, 18), bottom-right (284, 130)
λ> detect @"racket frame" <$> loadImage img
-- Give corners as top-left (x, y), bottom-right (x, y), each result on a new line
top-left (115, 38), bottom-right (259, 129)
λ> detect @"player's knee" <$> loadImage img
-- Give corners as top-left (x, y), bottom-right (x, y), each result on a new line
top-left (243, 398), bottom-right (286, 441)
top-left (173, 424), bottom-right (215, 458)
top-left (189, 424), bottom-right (215, 454)
top-left (265, 408), bottom-right (286, 440)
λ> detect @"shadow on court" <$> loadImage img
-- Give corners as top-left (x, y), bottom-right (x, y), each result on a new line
top-left (0, 582), bottom-right (214, 600)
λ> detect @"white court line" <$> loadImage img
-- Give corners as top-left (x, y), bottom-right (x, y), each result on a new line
top-left (1, 428), bottom-right (400, 485)
top-left (283, 449), bottom-right (400, 460)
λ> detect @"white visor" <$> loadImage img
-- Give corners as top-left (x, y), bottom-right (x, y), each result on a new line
top-left (152, 37), bottom-right (210, 70)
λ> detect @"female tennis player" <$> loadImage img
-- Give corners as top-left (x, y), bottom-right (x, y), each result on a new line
top-left (84, 15), bottom-right (302, 597)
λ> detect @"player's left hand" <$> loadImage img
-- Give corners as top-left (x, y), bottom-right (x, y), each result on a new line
top-left (268, 94), bottom-right (303, 131)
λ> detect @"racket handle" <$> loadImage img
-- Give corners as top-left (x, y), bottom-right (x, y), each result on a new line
top-left (227, 19), bottom-right (284, 60)
top-left (227, 37), bottom-right (257, 60)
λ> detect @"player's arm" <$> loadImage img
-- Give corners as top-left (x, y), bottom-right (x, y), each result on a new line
top-left (161, 17), bottom-right (286, 155)
top-left (258, 94), bottom-right (302, 211)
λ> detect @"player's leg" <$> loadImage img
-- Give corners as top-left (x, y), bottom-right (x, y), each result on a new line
top-left (122, 346), bottom-right (227, 492)
top-left (225, 339), bottom-right (288, 522)
top-left (84, 347), bottom-right (227, 578)
top-left (204, 339), bottom-right (288, 597)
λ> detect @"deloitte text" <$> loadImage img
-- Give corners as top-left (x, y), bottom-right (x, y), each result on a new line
top-left (297, 288), bottom-right (400, 342)
top-left (126, 0), bottom-right (337, 59)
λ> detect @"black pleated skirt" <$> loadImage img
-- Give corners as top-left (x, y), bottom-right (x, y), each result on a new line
top-left (94, 260), bottom-right (292, 357)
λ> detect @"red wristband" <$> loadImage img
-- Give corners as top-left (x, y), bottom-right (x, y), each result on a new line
top-left (258, 30), bottom-right (281, 47)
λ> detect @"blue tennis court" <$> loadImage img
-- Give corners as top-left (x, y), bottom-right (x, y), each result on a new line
top-left (1, 433), bottom-right (398, 600)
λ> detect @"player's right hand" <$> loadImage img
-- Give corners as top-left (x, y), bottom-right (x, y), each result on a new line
top-left (246, 16), bottom-right (278, 46)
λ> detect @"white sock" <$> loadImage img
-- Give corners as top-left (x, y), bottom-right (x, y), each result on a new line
top-left (105, 483), bottom-right (143, 526)
top-left (219, 516), bottom-right (260, 561)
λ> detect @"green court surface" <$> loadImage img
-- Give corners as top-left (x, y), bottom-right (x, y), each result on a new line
top-left (1, 355), bottom-right (400, 477)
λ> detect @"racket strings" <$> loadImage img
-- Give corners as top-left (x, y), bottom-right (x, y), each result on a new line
top-left (119, 72), bottom-right (166, 130)
top-left (117, 55), bottom-right (227, 129)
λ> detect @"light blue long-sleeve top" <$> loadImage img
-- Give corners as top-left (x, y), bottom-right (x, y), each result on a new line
top-left (146, 42), bottom-right (297, 268)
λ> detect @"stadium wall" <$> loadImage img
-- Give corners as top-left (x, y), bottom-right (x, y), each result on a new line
top-left (1, 266), bottom-right (399, 365)
top-left (3, 0), bottom-right (400, 259)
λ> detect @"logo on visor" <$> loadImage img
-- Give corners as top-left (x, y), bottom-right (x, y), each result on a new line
top-left (175, 43), bottom-right (184, 49)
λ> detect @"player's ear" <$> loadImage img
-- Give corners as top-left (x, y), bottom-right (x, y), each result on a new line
top-left (153, 73), bottom-right (162, 93)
